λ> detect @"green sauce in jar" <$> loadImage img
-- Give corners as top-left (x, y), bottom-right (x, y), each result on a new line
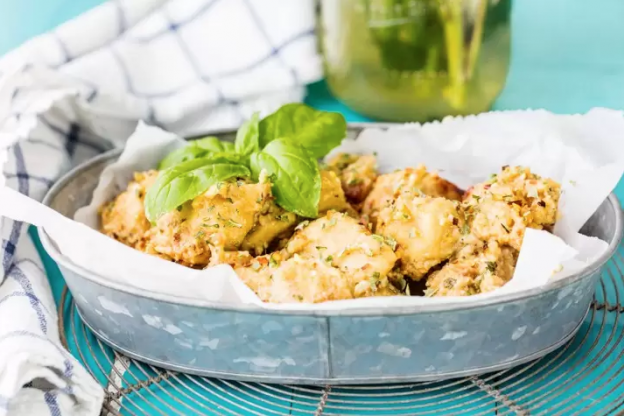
top-left (318, 0), bottom-right (512, 122)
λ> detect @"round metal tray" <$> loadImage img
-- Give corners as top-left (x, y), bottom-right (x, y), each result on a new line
top-left (59, 245), bottom-right (624, 415)
top-left (43, 124), bottom-right (624, 384)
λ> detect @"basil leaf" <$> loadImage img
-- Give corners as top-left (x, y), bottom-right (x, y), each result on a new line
top-left (159, 137), bottom-right (235, 169)
top-left (193, 136), bottom-right (235, 153)
top-left (145, 158), bottom-right (250, 222)
top-left (235, 112), bottom-right (260, 156)
top-left (259, 103), bottom-right (347, 159)
top-left (199, 152), bottom-right (248, 166)
top-left (159, 147), bottom-right (203, 170)
top-left (249, 152), bottom-right (263, 182)
top-left (251, 139), bottom-right (320, 218)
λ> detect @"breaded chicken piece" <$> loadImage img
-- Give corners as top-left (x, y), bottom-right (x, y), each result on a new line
top-left (376, 196), bottom-right (463, 280)
top-left (100, 170), bottom-right (159, 249)
top-left (241, 201), bottom-right (298, 256)
top-left (327, 153), bottom-right (378, 203)
top-left (425, 236), bottom-right (517, 297)
top-left (285, 211), bottom-right (399, 297)
top-left (234, 251), bottom-right (288, 301)
top-left (236, 251), bottom-right (399, 303)
top-left (208, 246), bottom-right (254, 269)
top-left (465, 200), bottom-right (526, 251)
top-left (145, 180), bottom-right (271, 267)
top-left (326, 152), bottom-right (360, 172)
top-left (463, 166), bottom-right (561, 250)
top-left (318, 170), bottom-right (356, 216)
top-left (268, 256), bottom-right (354, 303)
top-left (464, 166), bottom-right (560, 230)
top-left (237, 253), bottom-right (353, 303)
top-left (241, 170), bottom-right (355, 255)
top-left (362, 166), bottom-right (463, 226)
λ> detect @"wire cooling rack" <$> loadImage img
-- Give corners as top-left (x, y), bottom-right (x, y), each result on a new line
top-left (58, 249), bottom-right (624, 416)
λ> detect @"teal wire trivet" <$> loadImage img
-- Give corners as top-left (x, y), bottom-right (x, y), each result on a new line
top-left (58, 248), bottom-right (624, 415)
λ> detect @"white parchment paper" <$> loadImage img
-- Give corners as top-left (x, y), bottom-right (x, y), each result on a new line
top-left (2, 109), bottom-right (624, 310)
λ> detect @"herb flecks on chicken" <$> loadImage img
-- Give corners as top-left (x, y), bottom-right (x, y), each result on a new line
top-left (426, 166), bottom-right (560, 298)
top-left (145, 180), bottom-right (270, 267)
top-left (100, 149), bottom-right (561, 302)
top-left (100, 170), bottom-right (159, 250)
top-left (235, 211), bottom-right (401, 303)
top-left (362, 165), bottom-right (463, 226)
top-left (286, 211), bottom-right (399, 296)
top-left (463, 166), bottom-right (561, 251)
top-left (425, 236), bottom-right (517, 297)
top-left (376, 196), bottom-right (463, 280)
top-left (327, 153), bottom-right (378, 204)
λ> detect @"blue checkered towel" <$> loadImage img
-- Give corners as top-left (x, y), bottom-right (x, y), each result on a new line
top-left (0, 0), bottom-right (321, 414)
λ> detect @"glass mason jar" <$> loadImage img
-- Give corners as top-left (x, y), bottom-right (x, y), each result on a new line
top-left (318, 0), bottom-right (512, 122)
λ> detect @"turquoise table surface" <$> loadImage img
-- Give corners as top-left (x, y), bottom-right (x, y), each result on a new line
top-left (3, 0), bottom-right (624, 414)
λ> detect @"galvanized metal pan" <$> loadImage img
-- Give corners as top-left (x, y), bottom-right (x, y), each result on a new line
top-left (39, 124), bottom-right (624, 385)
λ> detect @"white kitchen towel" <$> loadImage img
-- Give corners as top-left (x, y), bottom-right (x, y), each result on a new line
top-left (0, 0), bottom-right (322, 414)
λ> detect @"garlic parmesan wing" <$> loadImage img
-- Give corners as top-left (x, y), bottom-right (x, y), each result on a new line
top-left (362, 166), bottom-right (463, 226)
top-left (376, 196), bottom-right (463, 280)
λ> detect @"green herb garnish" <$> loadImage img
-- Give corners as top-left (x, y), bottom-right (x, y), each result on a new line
top-left (147, 103), bottom-right (346, 222)
top-left (275, 213), bottom-right (292, 222)
top-left (234, 112), bottom-right (260, 156)
top-left (461, 222), bottom-right (470, 235)
top-left (145, 159), bottom-right (249, 222)
top-left (258, 104), bottom-right (346, 159)
top-left (158, 137), bottom-right (236, 170)
top-left (250, 139), bottom-right (321, 218)
top-left (372, 234), bottom-right (385, 243)
top-left (385, 236), bottom-right (398, 251)
top-left (269, 255), bottom-right (279, 268)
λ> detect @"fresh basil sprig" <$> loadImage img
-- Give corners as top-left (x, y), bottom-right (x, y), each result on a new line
top-left (159, 137), bottom-right (235, 169)
top-left (145, 157), bottom-right (250, 223)
top-left (145, 103), bottom-right (346, 221)
top-left (251, 139), bottom-right (321, 218)
top-left (259, 103), bottom-right (347, 159)
top-left (235, 112), bottom-right (260, 156)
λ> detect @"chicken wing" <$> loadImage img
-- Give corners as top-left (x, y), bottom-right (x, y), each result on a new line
top-left (236, 253), bottom-right (354, 303)
top-left (241, 169), bottom-right (355, 255)
top-left (236, 229), bottom-right (400, 303)
top-left (362, 166), bottom-right (463, 226)
top-left (241, 201), bottom-right (298, 256)
top-left (234, 251), bottom-right (287, 301)
top-left (425, 236), bottom-right (517, 297)
top-left (285, 210), bottom-right (399, 297)
top-left (318, 170), bottom-right (356, 215)
top-left (463, 166), bottom-right (561, 251)
top-left (145, 180), bottom-right (271, 267)
top-left (376, 196), bottom-right (463, 280)
top-left (327, 153), bottom-right (378, 204)
top-left (100, 170), bottom-right (159, 249)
